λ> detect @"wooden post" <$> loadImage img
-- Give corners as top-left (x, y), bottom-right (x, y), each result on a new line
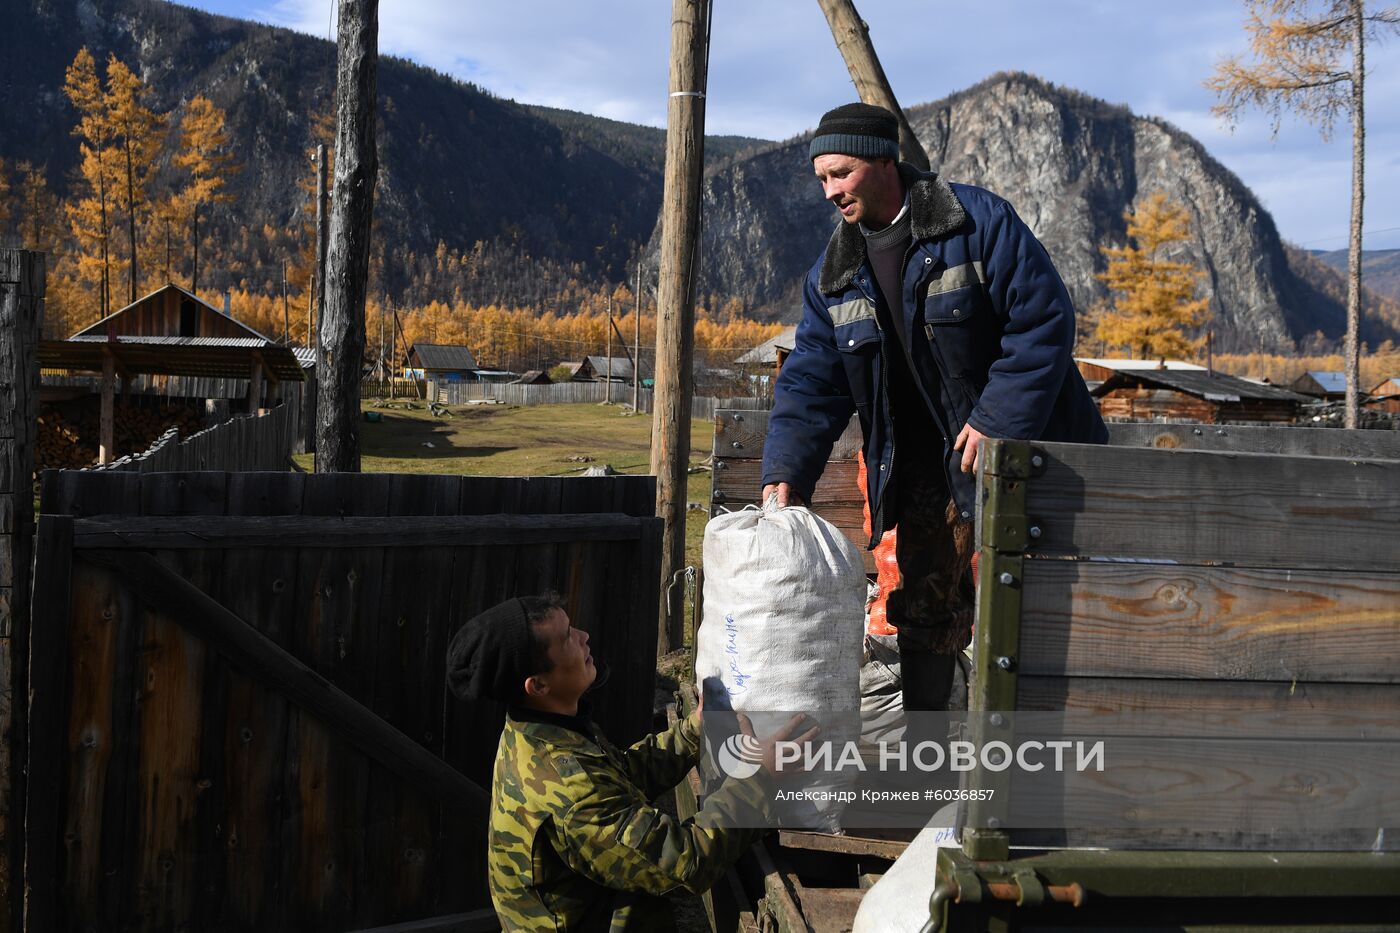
top-left (606, 297), bottom-right (614, 404)
top-left (316, 0), bottom-right (379, 473)
top-left (247, 356), bottom-right (264, 413)
top-left (0, 249), bottom-right (44, 933)
top-left (1344, 0), bottom-right (1364, 430)
top-left (634, 263), bottom-right (642, 411)
top-left (313, 144), bottom-right (328, 348)
top-left (650, 0), bottom-right (710, 655)
top-left (100, 349), bottom-right (115, 465)
top-left (282, 258), bottom-right (290, 345)
top-left (816, 0), bottom-right (931, 170)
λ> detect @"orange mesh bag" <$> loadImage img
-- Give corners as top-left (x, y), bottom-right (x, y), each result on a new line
top-left (858, 451), bottom-right (901, 636)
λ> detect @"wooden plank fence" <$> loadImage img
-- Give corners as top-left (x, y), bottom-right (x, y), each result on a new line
top-left (1, 250), bottom-right (43, 933)
top-left (24, 470), bottom-right (660, 932)
top-left (966, 437), bottom-right (1400, 854)
top-left (89, 400), bottom-right (299, 475)
top-left (41, 372), bottom-right (266, 401)
top-left (438, 381), bottom-right (772, 420)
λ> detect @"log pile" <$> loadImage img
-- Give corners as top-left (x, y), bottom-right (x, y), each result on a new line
top-left (36, 400), bottom-right (203, 471)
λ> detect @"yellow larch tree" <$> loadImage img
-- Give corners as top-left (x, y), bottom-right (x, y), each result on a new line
top-left (1207, 0), bottom-right (1399, 426)
top-left (1095, 193), bottom-right (1212, 361)
top-left (63, 47), bottom-right (120, 317)
top-left (173, 95), bottom-right (239, 297)
top-left (104, 54), bottom-right (165, 304)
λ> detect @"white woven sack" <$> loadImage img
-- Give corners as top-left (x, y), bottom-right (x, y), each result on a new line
top-left (852, 812), bottom-right (960, 933)
top-left (696, 503), bottom-right (865, 828)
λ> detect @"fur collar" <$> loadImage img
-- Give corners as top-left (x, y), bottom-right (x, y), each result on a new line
top-left (817, 163), bottom-right (967, 295)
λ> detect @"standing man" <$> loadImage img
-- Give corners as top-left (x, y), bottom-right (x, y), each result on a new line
top-left (761, 103), bottom-right (1106, 711)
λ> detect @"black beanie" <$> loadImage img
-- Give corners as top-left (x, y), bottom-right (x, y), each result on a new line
top-left (446, 597), bottom-right (535, 702)
top-left (809, 102), bottom-right (899, 162)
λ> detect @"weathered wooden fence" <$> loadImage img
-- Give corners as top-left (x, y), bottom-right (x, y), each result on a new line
top-left (24, 470), bottom-right (660, 932)
top-left (1, 250), bottom-right (43, 933)
top-left (965, 436), bottom-right (1400, 856)
top-left (438, 381), bottom-right (772, 420)
top-left (42, 373), bottom-right (262, 401)
top-left (90, 401), bottom-right (299, 474)
top-left (710, 411), bottom-right (1400, 576)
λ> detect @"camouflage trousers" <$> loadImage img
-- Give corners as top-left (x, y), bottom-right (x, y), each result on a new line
top-left (885, 466), bottom-right (976, 656)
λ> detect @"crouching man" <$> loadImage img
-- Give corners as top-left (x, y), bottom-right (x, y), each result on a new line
top-left (447, 593), bottom-right (812, 931)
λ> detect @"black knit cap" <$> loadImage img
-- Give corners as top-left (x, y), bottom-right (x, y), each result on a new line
top-left (809, 102), bottom-right (899, 162)
top-left (446, 597), bottom-right (534, 702)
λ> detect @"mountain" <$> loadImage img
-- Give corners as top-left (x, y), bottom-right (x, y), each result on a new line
top-left (687, 73), bottom-right (1400, 353)
top-left (0, 0), bottom-right (766, 294)
top-left (1311, 249), bottom-right (1400, 305)
top-left (5, 3), bottom-right (1393, 352)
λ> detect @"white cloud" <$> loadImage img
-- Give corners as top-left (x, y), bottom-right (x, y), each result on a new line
top-left (206, 0), bottom-right (1400, 248)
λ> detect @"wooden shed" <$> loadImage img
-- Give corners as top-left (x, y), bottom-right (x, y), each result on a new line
top-left (403, 342), bottom-right (480, 382)
top-left (511, 369), bottom-right (552, 385)
top-left (1290, 370), bottom-right (1348, 400)
top-left (1093, 368), bottom-right (1308, 423)
top-left (71, 283), bottom-right (272, 342)
top-left (1075, 357), bottom-right (1205, 385)
top-left (1368, 376), bottom-right (1400, 414)
top-left (575, 355), bottom-right (649, 385)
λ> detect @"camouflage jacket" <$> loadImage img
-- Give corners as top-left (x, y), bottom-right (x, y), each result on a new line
top-left (489, 707), bottom-right (770, 931)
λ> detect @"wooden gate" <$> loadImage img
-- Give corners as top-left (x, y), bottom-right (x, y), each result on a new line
top-left (24, 470), bottom-right (660, 932)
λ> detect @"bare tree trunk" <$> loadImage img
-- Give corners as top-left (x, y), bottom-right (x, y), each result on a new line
top-left (125, 141), bottom-right (138, 303)
top-left (1344, 0), bottom-right (1364, 430)
top-left (314, 145), bottom-right (328, 342)
top-left (191, 204), bottom-right (200, 296)
top-left (650, 0), bottom-right (709, 656)
top-left (316, 0), bottom-right (378, 474)
top-left (816, 0), bottom-right (930, 170)
top-left (634, 262), bottom-right (642, 411)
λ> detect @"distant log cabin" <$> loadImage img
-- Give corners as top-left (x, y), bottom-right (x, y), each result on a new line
top-left (404, 343), bottom-right (479, 380)
top-left (1075, 357), bottom-right (1206, 389)
top-left (1093, 368), bottom-right (1308, 423)
top-left (1368, 376), bottom-right (1400, 415)
top-left (1290, 370), bottom-right (1348, 401)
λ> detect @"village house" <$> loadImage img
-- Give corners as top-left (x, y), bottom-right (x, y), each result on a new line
top-left (1289, 370), bottom-right (1348, 401)
top-left (1367, 376), bottom-right (1400, 415)
top-left (1092, 367), bottom-right (1310, 423)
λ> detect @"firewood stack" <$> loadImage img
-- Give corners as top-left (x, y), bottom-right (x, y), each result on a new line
top-left (36, 401), bottom-right (204, 471)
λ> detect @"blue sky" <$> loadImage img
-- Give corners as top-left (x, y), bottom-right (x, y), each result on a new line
top-left (187, 0), bottom-right (1398, 250)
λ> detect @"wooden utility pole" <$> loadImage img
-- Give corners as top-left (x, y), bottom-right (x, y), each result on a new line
top-left (316, 0), bottom-right (378, 473)
top-left (1, 250), bottom-right (43, 933)
top-left (312, 144), bottom-right (329, 347)
top-left (1344, 0), bottom-right (1364, 429)
top-left (634, 263), bottom-right (642, 411)
top-left (816, 0), bottom-right (930, 170)
top-left (281, 258), bottom-right (290, 344)
top-left (606, 296), bottom-right (614, 403)
top-left (650, 0), bottom-right (710, 655)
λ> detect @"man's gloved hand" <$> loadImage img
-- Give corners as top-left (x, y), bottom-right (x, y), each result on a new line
top-left (760, 482), bottom-right (806, 508)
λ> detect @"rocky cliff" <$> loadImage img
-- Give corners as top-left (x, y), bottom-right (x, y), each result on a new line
top-left (691, 73), bottom-right (1398, 353)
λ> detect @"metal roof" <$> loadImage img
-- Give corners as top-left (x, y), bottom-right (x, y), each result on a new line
top-left (736, 326), bottom-right (798, 364)
top-left (583, 355), bottom-right (649, 380)
top-left (408, 343), bottom-right (479, 371)
top-left (1303, 370), bottom-right (1349, 394)
top-left (69, 335), bottom-right (270, 348)
top-left (1092, 368), bottom-right (1310, 404)
top-left (41, 338), bottom-right (305, 382)
top-left (1076, 358), bottom-right (1207, 371)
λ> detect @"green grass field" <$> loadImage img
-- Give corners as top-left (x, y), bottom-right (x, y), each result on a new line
top-left (294, 399), bottom-right (715, 577)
